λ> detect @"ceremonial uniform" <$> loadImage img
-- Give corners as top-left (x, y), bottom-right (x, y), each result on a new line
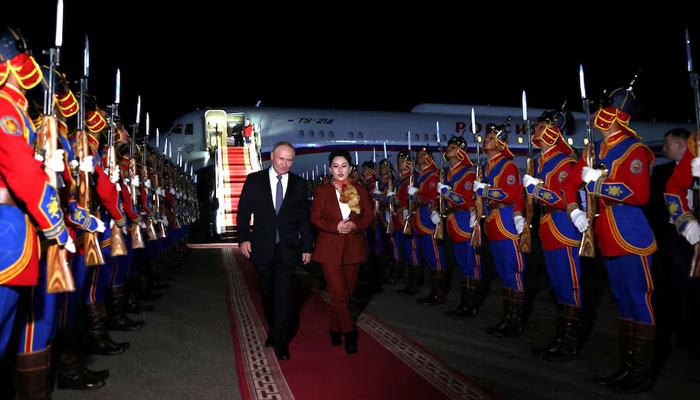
top-left (439, 137), bottom-right (480, 317)
top-left (393, 154), bottom-right (421, 294)
top-left (564, 87), bottom-right (656, 393)
top-left (409, 148), bottom-right (446, 305)
top-left (476, 123), bottom-right (526, 337)
top-left (524, 110), bottom-right (582, 362)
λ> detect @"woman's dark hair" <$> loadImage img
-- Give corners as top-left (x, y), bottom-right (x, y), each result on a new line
top-left (328, 149), bottom-right (352, 165)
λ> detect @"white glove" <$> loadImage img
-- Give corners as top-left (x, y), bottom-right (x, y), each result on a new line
top-left (402, 209), bottom-right (409, 220)
top-left (156, 187), bottom-right (164, 196)
top-left (682, 220), bottom-right (700, 245)
top-left (170, 188), bottom-right (176, 195)
top-left (109, 168), bottom-right (120, 184)
top-left (407, 186), bottom-right (419, 196)
top-left (70, 159), bottom-right (79, 169)
top-left (124, 177), bottom-right (130, 186)
top-left (522, 174), bottom-right (540, 188)
top-left (430, 210), bottom-right (441, 224)
top-left (46, 150), bottom-right (65, 172)
top-left (373, 188), bottom-right (382, 196)
top-left (692, 157), bottom-right (700, 178)
top-left (122, 226), bottom-right (128, 235)
top-left (139, 220), bottom-right (147, 229)
top-left (384, 210), bottom-right (391, 221)
top-left (514, 215), bottom-right (525, 234)
top-left (93, 216), bottom-right (106, 233)
top-left (582, 166), bottom-right (603, 184)
top-left (35, 154), bottom-right (44, 162)
top-left (132, 175), bottom-right (141, 187)
top-left (161, 217), bottom-right (169, 227)
top-left (470, 211), bottom-right (477, 227)
top-left (64, 235), bottom-right (76, 253)
top-left (145, 179), bottom-right (152, 189)
top-left (79, 156), bottom-right (94, 173)
top-left (570, 208), bottom-right (589, 233)
top-left (437, 182), bottom-right (451, 195)
top-left (474, 181), bottom-right (487, 196)
top-left (386, 190), bottom-right (396, 197)
top-left (109, 219), bottom-right (116, 229)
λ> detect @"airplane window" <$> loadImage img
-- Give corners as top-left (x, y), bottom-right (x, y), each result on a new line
top-left (329, 131), bottom-right (334, 138)
top-left (309, 131), bottom-right (314, 137)
top-left (442, 134), bottom-right (447, 141)
top-left (171, 124), bottom-right (183, 134)
top-left (299, 130), bottom-right (304, 137)
top-left (185, 124), bottom-right (194, 135)
top-left (319, 131), bottom-right (324, 137)
top-left (349, 132), bottom-right (354, 138)
top-left (415, 133), bottom-right (420, 141)
top-left (358, 132), bottom-right (363, 139)
top-left (424, 134), bottom-right (429, 141)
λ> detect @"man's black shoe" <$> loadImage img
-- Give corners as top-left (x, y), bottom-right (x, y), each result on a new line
top-left (275, 346), bottom-right (290, 360)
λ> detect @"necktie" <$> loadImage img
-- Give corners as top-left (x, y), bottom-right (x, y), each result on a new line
top-left (276, 174), bottom-right (283, 243)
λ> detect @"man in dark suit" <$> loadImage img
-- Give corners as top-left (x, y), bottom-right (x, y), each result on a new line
top-left (237, 141), bottom-right (313, 360)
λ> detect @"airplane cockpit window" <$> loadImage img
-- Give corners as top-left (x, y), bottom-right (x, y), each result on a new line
top-left (329, 131), bottom-right (334, 138)
top-left (358, 132), bottom-right (363, 139)
top-left (309, 131), bottom-right (314, 137)
top-left (171, 124), bottom-right (183, 134)
top-left (349, 132), bottom-right (354, 138)
top-left (185, 124), bottom-right (194, 135)
top-left (319, 131), bottom-right (324, 138)
top-left (299, 130), bottom-right (304, 137)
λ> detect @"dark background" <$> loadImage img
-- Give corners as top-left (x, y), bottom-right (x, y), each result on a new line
top-left (4, 4), bottom-right (699, 136)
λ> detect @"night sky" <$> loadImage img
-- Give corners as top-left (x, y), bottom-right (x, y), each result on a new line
top-left (3, 4), bottom-right (699, 136)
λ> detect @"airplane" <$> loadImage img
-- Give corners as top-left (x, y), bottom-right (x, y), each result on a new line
top-left (152, 103), bottom-right (693, 177)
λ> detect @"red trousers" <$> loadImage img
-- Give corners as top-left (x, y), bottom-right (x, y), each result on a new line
top-left (322, 263), bottom-right (360, 333)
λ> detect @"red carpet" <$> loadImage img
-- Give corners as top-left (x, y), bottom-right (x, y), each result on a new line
top-left (221, 247), bottom-right (492, 400)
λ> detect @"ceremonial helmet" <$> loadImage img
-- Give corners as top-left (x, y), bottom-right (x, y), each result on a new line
top-left (445, 136), bottom-right (473, 167)
top-left (485, 122), bottom-right (514, 160)
top-left (594, 72), bottom-right (640, 138)
top-left (0, 27), bottom-right (42, 89)
top-left (536, 110), bottom-right (574, 156)
top-left (38, 66), bottom-right (78, 118)
top-left (415, 145), bottom-right (436, 168)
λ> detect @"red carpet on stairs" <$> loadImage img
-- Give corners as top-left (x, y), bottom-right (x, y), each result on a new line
top-left (222, 247), bottom-right (493, 400)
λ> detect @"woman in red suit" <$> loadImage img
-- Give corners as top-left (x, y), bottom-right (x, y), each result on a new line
top-left (311, 150), bottom-right (375, 354)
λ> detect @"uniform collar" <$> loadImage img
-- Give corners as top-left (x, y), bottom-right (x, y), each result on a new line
top-left (1, 83), bottom-right (28, 110)
top-left (488, 153), bottom-right (505, 166)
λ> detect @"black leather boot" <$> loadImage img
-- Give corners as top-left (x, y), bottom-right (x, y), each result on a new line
top-left (613, 322), bottom-right (655, 394)
top-left (398, 263), bottom-right (416, 294)
top-left (84, 303), bottom-right (129, 356)
top-left (107, 286), bottom-right (145, 331)
top-left (418, 270), bottom-right (446, 306)
top-left (532, 302), bottom-right (565, 357)
top-left (487, 287), bottom-right (512, 336)
top-left (344, 331), bottom-right (358, 354)
top-left (596, 318), bottom-right (634, 387)
top-left (330, 330), bottom-right (342, 346)
top-left (56, 349), bottom-right (106, 390)
top-left (463, 277), bottom-right (480, 317)
top-left (15, 347), bottom-right (51, 400)
top-left (544, 304), bottom-right (581, 362)
top-left (446, 277), bottom-right (469, 318)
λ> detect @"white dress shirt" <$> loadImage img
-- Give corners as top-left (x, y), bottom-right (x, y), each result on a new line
top-left (269, 167), bottom-right (289, 210)
top-left (335, 187), bottom-right (352, 219)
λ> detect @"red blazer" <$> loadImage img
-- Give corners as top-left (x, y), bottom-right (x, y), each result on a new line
top-left (311, 182), bottom-right (375, 265)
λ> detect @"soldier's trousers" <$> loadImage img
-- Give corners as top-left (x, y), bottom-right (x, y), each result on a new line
top-left (543, 246), bottom-right (581, 307)
top-left (416, 233), bottom-right (445, 271)
top-left (0, 286), bottom-right (20, 359)
top-left (453, 240), bottom-right (480, 279)
top-left (16, 258), bottom-right (59, 354)
top-left (63, 253), bottom-right (90, 325)
top-left (488, 238), bottom-right (525, 291)
top-left (397, 230), bottom-right (418, 266)
top-left (605, 254), bottom-right (655, 324)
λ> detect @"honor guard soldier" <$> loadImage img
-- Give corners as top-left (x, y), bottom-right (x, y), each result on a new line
top-left (474, 123), bottom-right (527, 337)
top-left (408, 145), bottom-right (446, 305)
top-left (436, 136), bottom-right (480, 317)
top-left (376, 158), bottom-right (399, 282)
top-left (0, 27), bottom-right (76, 397)
top-left (394, 150), bottom-right (421, 294)
top-left (522, 110), bottom-right (583, 361)
top-left (362, 161), bottom-right (382, 270)
top-left (564, 86), bottom-right (657, 394)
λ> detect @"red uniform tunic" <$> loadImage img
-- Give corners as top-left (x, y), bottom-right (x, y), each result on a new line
top-left (483, 154), bottom-right (522, 241)
top-left (664, 134), bottom-right (698, 233)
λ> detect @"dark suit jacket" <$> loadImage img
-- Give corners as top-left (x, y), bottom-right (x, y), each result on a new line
top-left (311, 182), bottom-right (375, 265)
top-left (237, 168), bottom-right (313, 265)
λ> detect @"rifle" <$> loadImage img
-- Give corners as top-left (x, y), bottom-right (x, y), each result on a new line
top-left (519, 91), bottom-right (534, 253)
top-left (686, 29), bottom-right (700, 278)
top-left (470, 108), bottom-right (483, 247)
top-left (434, 121), bottom-right (445, 240)
top-left (373, 148), bottom-right (380, 216)
top-left (384, 141), bottom-right (395, 234)
top-left (107, 70), bottom-right (128, 257)
top-left (129, 96), bottom-right (145, 249)
top-left (403, 131), bottom-right (414, 235)
top-left (154, 146), bottom-right (167, 239)
top-left (77, 35), bottom-right (104, 267)
top-left (42, 1), bottom-right (75, 293)
top-left (578, 65), bottom-right (596, 258)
